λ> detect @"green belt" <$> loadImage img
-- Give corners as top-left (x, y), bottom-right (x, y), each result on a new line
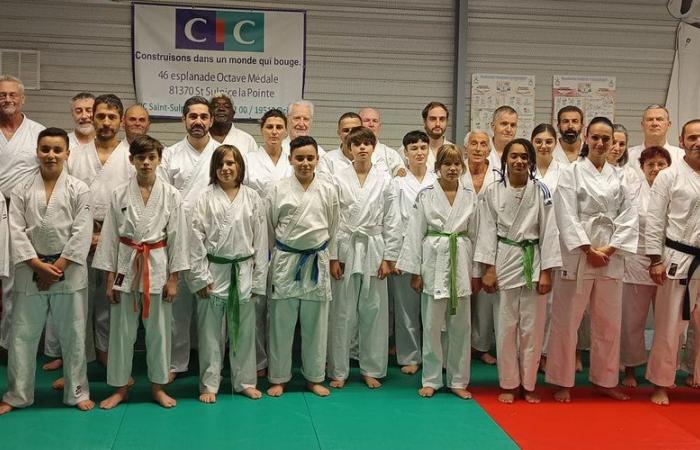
top-left (497, 236), bottom-right (539, 290)
top-left (425, 229), bottom-right (467, 315)
top-left (207, 253), bottom-right (253, 354)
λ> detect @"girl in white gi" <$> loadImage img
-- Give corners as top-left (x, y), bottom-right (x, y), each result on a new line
top-left (328, 126), bottom-right (401, 389)
top-left (475, 139), bottom-right (561, 403)
top-left (0, 128), bottom-right (94, 415)
top-left (608, 124), bottom-right (642, 191)
top-left (620, 147), bottom-right (671, 388)
top-left (94, 135), bottom-right (189, 410)
top-left (645, 119), bottom-right (700, 405)
top-left (463, 130), bottom-right (500, 366)
top-left (243, 108), bottom-right (292, 377)
top-left (396, 144), bottom-right (478, 399)
top-left (545, 117), bottom-right (639, 403)
top-left (389, 130), bottom-right (437, 375)
top-left (266, 136), bottom-right (338, 398)
top-left (189, 145), bottom-right (268, 402)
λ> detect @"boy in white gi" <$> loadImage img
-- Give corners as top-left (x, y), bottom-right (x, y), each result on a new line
top-left (94, 135), bottom-right (189, 409)
top-left (389, 130), bottom-right (437, 375)
top-left (475, 139), bottom-right (561, 403)
top-left (266, 136), bottom-right (338, 397)
top-left (327, 126), bottom-right (401, 389)
top-left (645, 119), bottom-right (700, 405)
top-left (545, 117), bottom-right (639, 402)
top-left (397, 144), bottom-right (478, 399)
top-left (189, 144), bottom-right (268, 402)
top-left (0, 128), bottom-right (94, 414)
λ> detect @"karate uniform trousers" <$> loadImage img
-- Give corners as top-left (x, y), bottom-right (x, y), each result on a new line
top-left (170, 280), bottom-right (197, 373)
top-left (471, 290), bottom-right (499, 353)
top-left (387, 272), bottom-right (421, 366)
top-left (620, 283), bottom-right (656, 367)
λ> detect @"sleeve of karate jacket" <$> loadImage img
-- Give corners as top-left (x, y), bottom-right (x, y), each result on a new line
top-left (9, 185), bottom-right (38, 265)
top-left (473, 186), bottom-right (497, 266)
top-left (166, 192), bottom-right (190, 274)
top-left (60, 181), bottom-right (93, 266)
top-left (251, 192), bottom-right (269, 296)
top-left (609, 183), bottom-right (639, 255)
top-left (0, 200), bottom-right (8, 278)
top-left (381, 178), bottom-right (402, 262)
top-left (186, 197), bottom-right (212, 293)
top-left (537, 185), bottom-right (562, 271)
top-left (91, 191), bottom-right (119, 273)
top-left (396, 191), bottom-right (427, 275)
top-left (553, 166), bottom-right (590, 252)
top-left (643, 169), bottom-right (671, 257)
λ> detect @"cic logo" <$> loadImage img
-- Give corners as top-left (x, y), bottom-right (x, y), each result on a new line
top-left (175, 9), bottom-right (264, 52)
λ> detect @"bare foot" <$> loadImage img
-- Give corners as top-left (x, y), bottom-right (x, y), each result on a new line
top-left (199, 392), bottom-right (217, 404)
top-left (52, 377), bottom-right (65, 391)
top-left (575, 351), bottom-right (583, 372)
top-left (480, 353), bottom-right (497, 365)
top-left (100, 386), bottom-right (130, 410)
top-left (167, 372), bottom-right (177, 384)
top-left (418, 386), bottom-right (435, 398)
top-left (307, 382), bottom-right (330, 397)
top-left (553, 388), bottom-right (571, 403)
top-left (498, 390), bottom-right (515, 404)
top-left (685, 375), bottom-right (700, 389)
top-left (593, 384), bottom-right (630, 401)
top-left (241, 387), bottom-right (263, 399)
top-left (256, 368), bottom-right (268, 378)
top-left (651, 387), bottom-right (670, 405)
top-left (523, 390), bottom-right (541, 404)
top-left (42, 358), bottom-right (63, 371)
top-left (267, 384), bottom-right (284, 397)
top-left (622, 367), bottom-right (638, 388)
top-left (451, 387), bottom-right (472, 399)
top-left (96, 350), bottom-right (108, 367)
top-left (0, 402), bottom-right (14, 415)
top-left (76, 399), bottom-right (95, 411)
top-left (363, 376), bottom-right (382, 389)
top-left (329, 379), bottom-right (345, 389)
top-left (152, 384), bottom-right (176, 408)
top-left (400, 364), bottom-right (419, 375)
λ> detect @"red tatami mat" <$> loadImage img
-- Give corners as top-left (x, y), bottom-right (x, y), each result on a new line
top-left (471, 386), bottom-right (700, 449)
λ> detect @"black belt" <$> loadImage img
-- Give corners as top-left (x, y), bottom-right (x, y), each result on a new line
top-left (665, 237), bottom-right (700, 320)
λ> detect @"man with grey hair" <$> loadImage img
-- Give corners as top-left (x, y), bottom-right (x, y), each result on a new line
top-left (359, 107), bottom-right (406, 177)
top-left (627, 105), bottom-right (685, 173)
top-left (488, 106), bottom-right (518, 169)
top-left (67, 92), bottom-right (95, 149)
top-left (0, 74), bottom-right (45, 350)
top-left (282, 100), bottom-right (326, 155)
top-left (208, 93), bottom-right (257, 155)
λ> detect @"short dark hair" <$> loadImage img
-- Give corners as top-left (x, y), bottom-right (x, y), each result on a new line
top-left (337, 112), bottom-right (362, 127)
top-left (93, 94), bottom-right (124, 117)
top-left (501, 138), bottom-right (536, 179)
top-left (403, 130), bottom-right (429, 148)
top-left (557, 105), bottom-right (584, 124)
top-left (346, 126), bottom-right (377, 148)
top-left (530, 123), bottom-right (557, 141)
top-left (182, 96), bottom-right (212, 117)
top-left (129, 135), bottom-right (163, 157)
top-left (260, 108), bottom-right (287, 128)
top-left (38, 127), bottom-right (69, 149)
top-left (209, 144), bottom-right (245, 186)
top-left (71, 92), bottom-right (94, 103)
top-left (421, 101), bottom-right (449, 121)
top-left (579, 116), bottom-right (614, 159)
top-left (639, 146), bottom-right (671, 167)
top-left (290, 135), bottom-right (318, 154)
top-left (681, 119), bottom-right (700, 140)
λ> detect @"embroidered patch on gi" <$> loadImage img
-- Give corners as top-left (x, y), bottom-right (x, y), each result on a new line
top-left (668, 263), bottom-right (678, 277)
top-left (114, 273), bottom-right (125, 287)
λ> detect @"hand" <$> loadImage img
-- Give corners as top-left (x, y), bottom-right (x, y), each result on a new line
top-left (90, 233), bottom-right (100, 252)
top-left (586, 249), bottom-right (610, 267)
top-left (481, 266), bottom-right (498, 294)
top-left (471, 277), bottom-right (482, 295)
top-left (163, 276), bottom-right (178, 302)
top-left (537, 269), bottom-right (552, 295)
top-left (197, 284), bottom-right (213, 299)
top-left (330, 260), bottom-right (343, 280)
top-left (649, 263), bottom-right (667, 286)
top-left (377, 260), bottom-right (391, 280)
top-left (106, 272), bottom-right (120, 304)
top-left (410, 274), bottom-right (423, 293)
top-left (30, 260), bottom-right (63, 282)
top-left (53, 257), bottom-right (69, 272)
top-left (395, 168), bottom-right (407, 177)
top-left (597, 245), bottom-right (616, 257)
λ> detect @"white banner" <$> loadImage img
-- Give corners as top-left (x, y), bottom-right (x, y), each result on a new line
top-left (132, 3), bottom-right (306, 119)
top-left (552, 75), bottom-right (616, 123)
top-left (471, 73), bottom-right (536, 139)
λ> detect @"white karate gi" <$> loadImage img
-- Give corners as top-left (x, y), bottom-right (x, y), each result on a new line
top-left (389, 170), bottom-right (437, 366)
top-left (213, 124), bottom-right (258, 156)
top-left (396, 181), bottom-right (478, 390)
top-left (266, 175), bottom-right (338, 385)
top-left (282, 136), bottom-right (326, 156)
top-left (545, 159), bottom-right (638, 389)
top-left (0, 114), bottom-right (44, 349)
top-left (327, 165), bottom-right (401, 382)
top-left (645, 157), bottom-right (700, 387)
top-left (188, 184), bottom-right (268, 394)
top-left (93, 177), bottom-right (189, 386)
top-left (158, 136), bottom-right (217, 373)
top-left (552, 141), bottom-right (582, 165)
top-left (317, 148), bottom-right (352, 183)
top-left (2, 170), bottom-right (92, 408)
top-left (474, 178), bottom-right (561, 391)
top-left (373, 142), bottom-right (406, 177)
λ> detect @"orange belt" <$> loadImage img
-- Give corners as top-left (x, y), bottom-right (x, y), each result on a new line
top-left (119, 237), bottom-right (167, 319)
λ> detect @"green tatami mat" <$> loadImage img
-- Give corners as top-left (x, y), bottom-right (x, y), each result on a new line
top-left (0, 354), bottom-right (517, 450)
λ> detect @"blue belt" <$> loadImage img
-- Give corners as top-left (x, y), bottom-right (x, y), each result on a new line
top-left (275, 239), bottom-right (328, 284)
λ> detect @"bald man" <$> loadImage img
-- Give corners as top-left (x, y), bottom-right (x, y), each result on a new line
top-left (359, 107), bottom-right (406, 177)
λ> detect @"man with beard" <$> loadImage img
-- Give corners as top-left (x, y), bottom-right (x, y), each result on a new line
top-left (67, 93), bottom-right (95, 149)
top-left (123, 104), bottom-right (151, 145)
top-left (282, 100), bottom-right (326, 155)
top-left (627, 105), bottom-right (685, 173)
top-left (487, 106), bottom-right (518, 169)
top-left (420, 101), bottom-right (451, 172)
top-left (553, 106), bottom-right (585, 164)
top-left (158, 96), bottom-right (218, 381)
top-left (208, 93), bottom-right (257, 156)
top-left (0, 75), bottom-right (45, 351)
top-left (359, 107), bottom-right (406, 177)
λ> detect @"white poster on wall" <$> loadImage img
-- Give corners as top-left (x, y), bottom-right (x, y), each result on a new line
top-left (132, 3), bottom-right (306, 119)
top-left (471, 73), bottom-right (536, 139)
top-left (552, 75), bottom-right (616, 123)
